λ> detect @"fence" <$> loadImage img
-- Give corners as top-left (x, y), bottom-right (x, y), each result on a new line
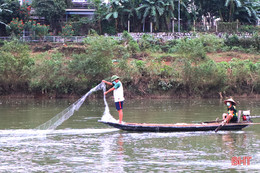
top-left (0, 36), bottom-right (86, 43)
top-left (0, 32), bottom-right (255, 43)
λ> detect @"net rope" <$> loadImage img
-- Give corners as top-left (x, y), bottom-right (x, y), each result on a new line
top-left (35, 82), bottom-right (116, 130)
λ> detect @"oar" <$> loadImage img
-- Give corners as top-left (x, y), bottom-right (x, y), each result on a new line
top-left (215, 120), bottom-right (227, 133)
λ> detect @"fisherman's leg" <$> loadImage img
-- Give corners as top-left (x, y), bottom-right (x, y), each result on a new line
top-left (118, 109), bottom-right (123, 124)
top-left (222, 113), bottom-right (227, 120)
top-left (115, 101), bottom-right (124, 124)
top-left (225, 114), bottom-right (233, 123)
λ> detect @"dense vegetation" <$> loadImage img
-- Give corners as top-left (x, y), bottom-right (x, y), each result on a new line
top-left (0, 0), bottom-right (259, 36)
top-left (0, 33), bottom-right (259, 98)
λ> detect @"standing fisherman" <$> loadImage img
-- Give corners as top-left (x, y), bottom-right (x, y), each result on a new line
top-left (102, 75), bottom-right (125, 124)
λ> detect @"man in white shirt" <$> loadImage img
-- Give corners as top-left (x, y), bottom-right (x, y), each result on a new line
top-left (102, 75), bottom-right (125, 124)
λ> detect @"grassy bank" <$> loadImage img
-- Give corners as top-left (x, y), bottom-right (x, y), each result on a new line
top-left (0, 33), bottom-right (259, 98)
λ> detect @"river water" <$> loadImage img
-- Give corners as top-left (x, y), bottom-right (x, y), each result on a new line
top-left (0, 98), bottom-right (259, 172)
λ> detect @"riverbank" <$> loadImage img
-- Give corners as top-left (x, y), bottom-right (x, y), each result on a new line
top-left (0, 33), bottom-right (259, 98)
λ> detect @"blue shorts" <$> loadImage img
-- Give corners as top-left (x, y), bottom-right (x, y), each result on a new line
top-left (115, 101), bottom-right (124, 111)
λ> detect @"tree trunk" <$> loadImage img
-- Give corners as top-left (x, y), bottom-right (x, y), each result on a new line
top-left (150, 22), bottom-right (153, 33)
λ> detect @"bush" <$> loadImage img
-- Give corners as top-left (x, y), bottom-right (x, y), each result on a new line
top-left (68, 36), bottom-right (116, 92)
top-left (224, 34), bottom-right (260, 53)
top-left (239, 25), bottom-right (260, 34)
top-left (30, 52), bottom-right (73, 95)
top-left (138, 34), bottom-right (162, 52)
top-left (179, 59), bottom-right (228, 96)
top-left (121, 31), bottom-right (140, 54)
top-left (227, 59), bottom-right (258, 94)
top-left (199, 34), bottom-right (224, 52)
top-left (0, 41), bottom-right (34, 93)
top-left (174, 38), bottom-right (206, 61)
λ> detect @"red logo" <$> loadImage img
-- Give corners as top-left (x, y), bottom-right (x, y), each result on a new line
top-left (231, 156), bottom-right (252, 165)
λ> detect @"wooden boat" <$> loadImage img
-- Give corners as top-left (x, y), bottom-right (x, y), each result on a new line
top-left (98, 120), bottom-right (251, 132)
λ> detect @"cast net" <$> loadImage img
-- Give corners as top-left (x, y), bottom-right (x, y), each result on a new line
top-left (35, 82), bottom-right (116, 130)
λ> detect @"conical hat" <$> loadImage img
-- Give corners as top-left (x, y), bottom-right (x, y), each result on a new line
top-left (224, 98), bottom-right (236, 105)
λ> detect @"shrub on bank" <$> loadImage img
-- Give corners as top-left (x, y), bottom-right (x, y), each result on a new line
top-left (0, 41), bottom-right (34, 94)
top-left (225, 34), bottom-right (260, 53)
top-left (30, 52), bottom-right (73, 95)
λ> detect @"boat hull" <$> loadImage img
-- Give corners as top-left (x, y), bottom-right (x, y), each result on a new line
top-left (98, 121), bottom-right (250, 132)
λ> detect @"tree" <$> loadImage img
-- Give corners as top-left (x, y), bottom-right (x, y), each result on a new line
top-left (0, 2), bottom-right (12, 27)
top-left (137, 0), bottom-right (165, 32)
top-left (0, 0), bottom-right (20, 36)
top-left (161, 0), bottom-right (175, 32)
top-left (225, 0), bottom-right (242, 22)
top-left (105, 0), bottom-right (124, 32)
top-left (32, 0), bottom-right (67, 34)
top-left (234, 0), bottom-right (260, 24)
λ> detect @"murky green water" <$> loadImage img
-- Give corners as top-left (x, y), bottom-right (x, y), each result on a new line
top-left (0, 98), bottom-right (259, 172)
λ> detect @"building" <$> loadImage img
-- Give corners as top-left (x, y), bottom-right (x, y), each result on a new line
top-left (19, 0), bottom-right (32, 5)
top-left (66, 0), bottom-right (95, 21)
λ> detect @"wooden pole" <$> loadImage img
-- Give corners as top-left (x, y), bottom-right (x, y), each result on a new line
top-left (128, 20), bottom-right (130, 32)
top-left (172, 19), bottom-right (174, 33)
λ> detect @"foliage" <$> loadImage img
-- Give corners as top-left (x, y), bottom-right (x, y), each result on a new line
top-left (0, 41), bottom-right (34, 93)
top-left (239, 25), bottom-right (260, 33)
top-left (227, 59), bottom-right (260, 93)
top-left (68, 36), bottom-right (116, 92)
top-left (0, 1), bottom-right (13, 28)
top-left (179, 59), bottom-right (228, 95)
top-left (6, 17), bottom-right (24, 37)
top-left (224, 34), bottom-right (260, 52)
top-left (60, 23), bottom-right (75, 37)
top-left (25, 20), bottom-right (49, 39)
top-left (121, 31), bottom-right (140, 54)
top-left (32, 0), bottom-right (67, 34)
top-left (30, 52), bottom-right (73, 94)
top-left (173, 38), bottom-right (206, 61)
top-left (138, 34), bottom-right (162, 52)
top-left (19, 4), bottom-right (31, 22)
top-left (199, 34), bottom-right (225, 52)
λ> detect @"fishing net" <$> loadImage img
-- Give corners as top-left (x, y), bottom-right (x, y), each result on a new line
top-left (35, 82), bottom-right (116, 130)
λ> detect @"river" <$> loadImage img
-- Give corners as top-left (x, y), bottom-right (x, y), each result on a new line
top-left (0, 98), bottom-right (259, 172)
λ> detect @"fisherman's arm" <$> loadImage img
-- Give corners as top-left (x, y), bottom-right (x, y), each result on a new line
top-left (104, 87), bottom-right (115, 95)
top-left (102, 80), bottom-right (112, 86)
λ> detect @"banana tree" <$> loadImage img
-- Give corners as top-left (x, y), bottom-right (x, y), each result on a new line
top-left (225, 0), bottom-right (242, 22)
top-left (137, 0), bottom-right (165, 32)
top-left (122, 0), bottom-right (141, 32)
top-left (163, 0), bottom-right (175, 32)
top-left (234, 0), bottom-right (260, 24)
top-left (0, 3), bottom-right (12, 28)
top-left (105, 0), bottom-right (124, 32)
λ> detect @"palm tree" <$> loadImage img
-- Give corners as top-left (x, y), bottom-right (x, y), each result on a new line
top-left (0, 3), bottom-right (12, 28)
top-left (235, 0), bottom-right (260, 24)
top-left (137, 0), bottom-right (165, 32)
top-left (122, 0), bottom-right (140, 32)
top-left (105, 0), bottom-right (124, 32)
top-left (163, 0), bottom-right (175, 32)
top-left (225, 0), bottom-right (242, 22)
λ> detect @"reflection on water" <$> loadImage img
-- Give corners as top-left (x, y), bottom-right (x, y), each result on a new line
top-left (0, 98), bottom-right (260, 172)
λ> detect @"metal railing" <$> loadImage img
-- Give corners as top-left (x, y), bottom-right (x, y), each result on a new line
top-left (0, 32), bottom-right (255, 43)
top-left (0, 36), bottom-right (86, 43)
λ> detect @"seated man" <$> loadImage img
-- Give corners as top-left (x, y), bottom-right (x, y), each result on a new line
top-left (222, 98), bottom-right (238, 124)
